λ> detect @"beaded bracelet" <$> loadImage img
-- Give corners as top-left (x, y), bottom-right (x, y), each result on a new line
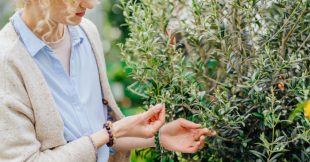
top-left (104, 121), bottom-right (115, 147)
top-left (154, 131), bottom-right (161, 151)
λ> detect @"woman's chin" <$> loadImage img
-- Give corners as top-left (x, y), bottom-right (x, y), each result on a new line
top-left (67, 18), bottom-right (82, 26)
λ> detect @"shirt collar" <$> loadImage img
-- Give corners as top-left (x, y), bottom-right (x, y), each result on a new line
top-left (11, 10), bottom-right (84, 57)
top-left (11, 10), bottom-right (47, 57)
top-left (68, 25), bottom-right (84, 46)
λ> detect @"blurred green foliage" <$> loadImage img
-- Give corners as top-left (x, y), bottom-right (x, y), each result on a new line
top-left (0, 2), bottom-right (14, 28)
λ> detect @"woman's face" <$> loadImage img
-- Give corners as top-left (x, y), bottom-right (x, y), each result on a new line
top-left (49, 0), bottom-right (95, 25)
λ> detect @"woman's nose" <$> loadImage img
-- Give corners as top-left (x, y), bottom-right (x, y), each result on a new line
top-left (80, 0), bottom-right (94, 9)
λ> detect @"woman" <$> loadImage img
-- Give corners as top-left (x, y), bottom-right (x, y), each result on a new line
top-left (0, 0), bottom-right (216, 161)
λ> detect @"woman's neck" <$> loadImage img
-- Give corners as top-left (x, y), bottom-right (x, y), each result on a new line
top-left (21, 7), bottom-right (64, 43)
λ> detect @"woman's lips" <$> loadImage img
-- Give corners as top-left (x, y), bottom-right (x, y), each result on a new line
top-left (76, 12), bottom-right (85, 17)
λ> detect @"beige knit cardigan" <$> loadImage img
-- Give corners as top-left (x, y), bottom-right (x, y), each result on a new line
top-left (0, 18), bottom-right (130, 162)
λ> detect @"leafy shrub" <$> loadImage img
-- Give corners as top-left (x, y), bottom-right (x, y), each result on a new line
top-left (120, 0), bottom-right (310, 161)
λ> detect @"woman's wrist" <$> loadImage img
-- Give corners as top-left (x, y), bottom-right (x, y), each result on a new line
top-left (113, 120), bottom-right (127, 138)
top-left (90, 129), bottom-right (109, 148)
top-left (150, 136), bottom-right (156, 147)
top-left (90, 120), bottom-right (124, 148)
top-left (154, 131), bottom-right (162, 151)
top-left (104, 121), bottom-right (116, 147)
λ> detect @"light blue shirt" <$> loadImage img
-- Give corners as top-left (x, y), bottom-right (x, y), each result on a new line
top-left (11, 11), bottom-right (109, 162)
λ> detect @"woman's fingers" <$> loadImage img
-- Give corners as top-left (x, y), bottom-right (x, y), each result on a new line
top-left (198, 128), bottom-right (216, 137)
top-left (185, 141), bottom-right (201, 153)
top-left (198, 136), bottom-right (205, 149)
top-left (145, 104), bottom-right (163, 119)
top-left (191, 129), bottom-right (214, 150)
top-left (150, 103), bottom-right (165, 123)
top-left (152, 113), bottom-right (165, 130)
top-left (179, 119), bottom-right (201, 129)
top-left (158, 103), bottom-right (165, 123)
top-left (149, 116), bottom-right (156, 123)
top-left (145, 103), bottom-right (165, 132)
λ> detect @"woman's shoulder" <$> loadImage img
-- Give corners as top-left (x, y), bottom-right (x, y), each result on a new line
top-left (80, 18), bottom-right (98, 33)
top-left (79, 18), bottom-right (103, 52)
top-left (80, 18), bottom-right (101, 41)
top-left (0, 22), bottom-right (18, 43)
top-left (0, 22), bottom-right (21, 58)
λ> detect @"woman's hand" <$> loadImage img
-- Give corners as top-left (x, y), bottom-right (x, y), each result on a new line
top-left (113, 103), bottom-right (165, 138)
top-left (159, 118), bottom-right (216, 153)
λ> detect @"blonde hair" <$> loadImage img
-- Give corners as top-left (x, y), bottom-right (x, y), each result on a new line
top-left (15, 0), bottom-right (98, 42)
